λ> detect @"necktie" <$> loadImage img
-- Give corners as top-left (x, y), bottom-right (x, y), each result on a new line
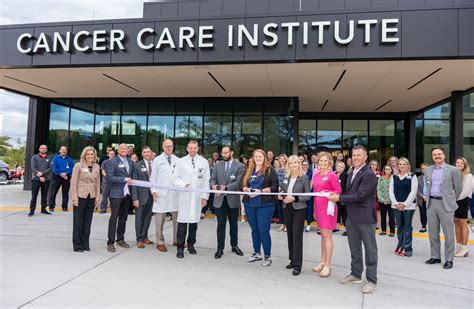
top-left (225, 161), bottom-right (230, 173)
top-left (148, 161), bottom-right (152, 177)
top-left (123, 159), bottom-right (129, 174)
top-left (167, 156), bottom-right (171, 165)
top-left (192, 157), bottom-right (195, 168)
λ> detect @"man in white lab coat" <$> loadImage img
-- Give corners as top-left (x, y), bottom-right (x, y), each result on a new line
top-left (150, 139), bottom-right (179, 252)
top-left (173, 140), bottom-right (210, 258)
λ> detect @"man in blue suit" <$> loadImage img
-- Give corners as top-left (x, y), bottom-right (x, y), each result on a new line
top-left (105, 143), bottom-right (134, 252)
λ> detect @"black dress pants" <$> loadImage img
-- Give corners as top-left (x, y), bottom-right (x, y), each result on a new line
top-left (216, 197), bottom-right (239, 250)
top-left (379, 202), bottom-right (395, 233)
top-left (283, 204), bottom-right (306, 271)
top-left (73, 196), bottom-right (95, 250)
top-left (107, 195), bottom-right (130, 245)
top-left (419, 200), bottom-right (427, 229)
top-left (49, 175), bottom-right (70, 209)
top-left (177, 222), bottom-right (198, 250)
top-left (30, 180), bottom-right (50, 211)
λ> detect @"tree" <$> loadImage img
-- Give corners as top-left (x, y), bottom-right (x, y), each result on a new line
top-left (2, 138), bottom-right (26, 167)
top-left (0, 135), bottom-right (12, 156)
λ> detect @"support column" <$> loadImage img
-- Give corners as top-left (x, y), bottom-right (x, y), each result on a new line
top-left (292, 98), bottom-right (299, 155)
top-left (405, 112), bottom-right (416, 172)
top-left (451, 91), bottom-right (464, 161)
top-left (24, 97), bottom-right (49, 190)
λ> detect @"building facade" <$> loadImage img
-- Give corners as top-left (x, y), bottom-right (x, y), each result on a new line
top-left (0, 0), bottom-right (473, 188)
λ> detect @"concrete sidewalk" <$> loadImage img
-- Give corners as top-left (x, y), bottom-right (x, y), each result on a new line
top-left (0, 184), bottom-right (473, 308)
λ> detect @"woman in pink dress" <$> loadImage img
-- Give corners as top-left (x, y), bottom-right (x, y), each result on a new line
top-left (312, 151), bottom-right (342, 278)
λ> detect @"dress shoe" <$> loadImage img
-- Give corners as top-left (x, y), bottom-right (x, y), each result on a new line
top-left (41, 209), bottom-right (51, 215)
top-left (99, 210), bottom-right (106, 214)
top-left (176, 250), bottom-right (184, 258)
top-left (84, 247), bottom-right (90, 251)
top-left (143, 238), bottom-right (154, 245)
top-left (286, 262), bottom-right (294, 269)
top-left (188, 245), bottom-right (197, 255)
top-left (379, 231), bottom-right (386, 236)
top-left (292, 269), bottom-right (301, 276)
top-left (28, 211), bottom-right (34, 217)
top-left (215, 249), bottom-right (224, 259)
top-left (74, 249), bottom-right (84, 252)
top-left (137, 242), bottom-right (145, 249)
top-left (425, 258), bottom-right (441, 264)
top-left (232, 246), bottom-right (244, 256)
top-left (173, 242), bottom-right (178, 246)
top-left (443, 261), bottom-right (453, 269)
top-left (49, 207), bottom-right (55, 212)
top-left (419, 228), bottom-right (427, 233)
top-left (389, 233), bottom-right (395, 237)
top-left (342, 231), bottom-right (347, 236)
top-left (116, 241), bottom-right (130, 248)
top-left (156, 244), bottom-right (168, 252)
top-left (62, 207), bottom-right (68, 212)
top-left (107, 244), bottom-right (116, 252)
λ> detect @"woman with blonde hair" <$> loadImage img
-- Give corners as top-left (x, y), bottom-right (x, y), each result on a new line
top-left (388, 156), bottom-right (399, 175)
top-left (279, 155), bottom-right (311, 275)
top-left (70, 146), bottom-right (101, 252)
top-left (389, 157), bottom-right (418, 257)
top-left (454, 157), bottom-right (472, 257)
top-left (312, 151), bottom-right (342, 277)
top-left (242, 149), bottom-right (279, 267)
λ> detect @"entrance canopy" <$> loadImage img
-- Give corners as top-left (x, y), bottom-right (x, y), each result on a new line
top-left (1, 59), bottom-right (472, 112)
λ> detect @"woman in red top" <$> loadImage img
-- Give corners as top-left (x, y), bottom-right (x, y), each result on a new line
top-left (312, 152), bottom-right (342, 278)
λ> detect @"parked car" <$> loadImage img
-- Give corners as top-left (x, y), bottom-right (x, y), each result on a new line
top-left (0, 160), bottom-right (11, 182)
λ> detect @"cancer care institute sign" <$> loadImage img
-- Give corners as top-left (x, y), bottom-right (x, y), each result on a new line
top-left (0, 7), bottom-right (471, 67)
top-left (17, 19), bottom-right (399, 54)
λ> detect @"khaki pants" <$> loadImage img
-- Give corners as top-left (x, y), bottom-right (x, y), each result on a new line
top-left (155, 212), bottom-right (178, 245)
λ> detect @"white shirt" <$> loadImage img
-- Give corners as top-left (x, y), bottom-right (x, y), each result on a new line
top-left (458, 173), bottom-right (473, 200)
top-left (389, 173), bottom-right (418, 210)
top-left (351, 164), bottom-right (366, 183)
top-left (288, 177), bottom-right (297, 194)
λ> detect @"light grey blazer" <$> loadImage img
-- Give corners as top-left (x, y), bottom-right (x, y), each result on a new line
top-left (425, 164), bottom-right (462, 212)
top-left (210, 159), bottom-right (245, 209)
top-left (280, 175), bottom-right (311, 210)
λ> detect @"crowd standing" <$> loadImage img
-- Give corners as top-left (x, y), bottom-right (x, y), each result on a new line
top-left (28, 141), bottom-right (472, 294)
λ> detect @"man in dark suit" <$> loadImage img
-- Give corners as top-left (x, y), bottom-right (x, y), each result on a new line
top-left (105, 143), bottom-right (134, 252)
top-left (210, 145), bottom-right (245, 259)
top-left (131, 146), bottom-right (155, 249)
top-left (329, 145), bottom-right (378, 294)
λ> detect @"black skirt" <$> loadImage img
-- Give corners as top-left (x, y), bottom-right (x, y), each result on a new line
top-left (454, 197), bottom-right (471, 219)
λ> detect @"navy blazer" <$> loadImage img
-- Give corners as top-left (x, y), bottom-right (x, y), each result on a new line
top-left (105, 156), bottom-right (134, 199)
top-left (339, 164), bottom-right (377, 224)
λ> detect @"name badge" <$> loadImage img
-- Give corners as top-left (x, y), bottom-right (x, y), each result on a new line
top-left (322, 177), bottom-right (328, 182)
top-left (141, 167), bottom-right (147, 172)
top-left (46, 159), bottom-right (49, 162)
top-left (283, 179), bottom-right (288, 184)
top-left (83, 168), bottom-right (89, 173)
top-left (66, 164), bottom-right (70, 169)
top-left (230, 175), bottom-right (236, 180)
top-left (198, 168), bottom-right (204, 178)
top-left (159, 162), bottom-right (167, 166)
top-left (118, 164), bottom-right (125, 168)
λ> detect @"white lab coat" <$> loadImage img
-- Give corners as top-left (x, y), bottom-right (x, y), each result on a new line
top-left (173, 155), bottom-right (210, 223)
top-left (150, 153), bottom-right (179, 213)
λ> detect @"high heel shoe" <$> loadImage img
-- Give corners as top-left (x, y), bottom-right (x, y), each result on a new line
top-left (312, 262), bottom-right (325, 273)
top-left (455, 245), bottom-right (469, 258)
top-left (394, 247), bottom-right (401, 255)
top-left (319, 265), bottom-right (332, 278)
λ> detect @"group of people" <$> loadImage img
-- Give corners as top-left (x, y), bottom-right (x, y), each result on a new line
top-left (28, 140), bottom-right (473, 294)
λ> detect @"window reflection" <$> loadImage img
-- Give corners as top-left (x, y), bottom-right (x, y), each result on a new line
top-left (234, 115), bottom-right (262, 156)
top-left (369, 120), bottom-right (394, 166)
top-left (95, 99), bottom-right (120, 155)
top-left (48, 102), bottom-right (69, 154)
top-left (70, 99), bottom-right (94, 160)
top-left (317, 120), bottom-right (342, 152)
top-left (298, 119), bottom-right (316, 156)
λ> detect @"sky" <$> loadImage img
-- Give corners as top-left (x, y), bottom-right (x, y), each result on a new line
top-left (0, 0), bottom-right (150, 146)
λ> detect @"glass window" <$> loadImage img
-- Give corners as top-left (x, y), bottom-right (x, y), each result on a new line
top-left (317, 120), bottom-right (341, 153)
top-left (203, 114), bottom-right (232, 158)
top-left (423, 102), bottom-right (451, 119)
top-left (463, 92), bottom-right (474, 120)
top-left (343, 120), bottom-right (368, 150)
top-left (298, 119), bottom-right (316, 156)
top-left (121, 99), bottom-right (147, 156)
top-left (95, 99), bottom-right (120, 154)
top-left (368, 120), bottom-right (394, 166)
top-left (69, 99), bottom-right (94, 160)
top-left (48, 102), bottom-right (70, 154)
top-left (424, 120), bottom-right (450, 164)
top-left (264, 116), bottom-right (292, 157)
top-left (463, 121), bottom-right (474, 165)
top-left (233, 115), bottom-right (262, 157)
top-left (394, 120), bottom-right (405, 158)
top-left (148, 99), bottom-right (175, 154)
top-left (175, 115), bottom-right (203, 157)
top-left (416, 119), bottom-right (424, 168)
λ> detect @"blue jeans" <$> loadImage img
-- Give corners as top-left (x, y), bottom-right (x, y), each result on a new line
top-left (245, 203), bottom-right (275, 257)
top-left (393, 209), bottom-right (415, 255)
